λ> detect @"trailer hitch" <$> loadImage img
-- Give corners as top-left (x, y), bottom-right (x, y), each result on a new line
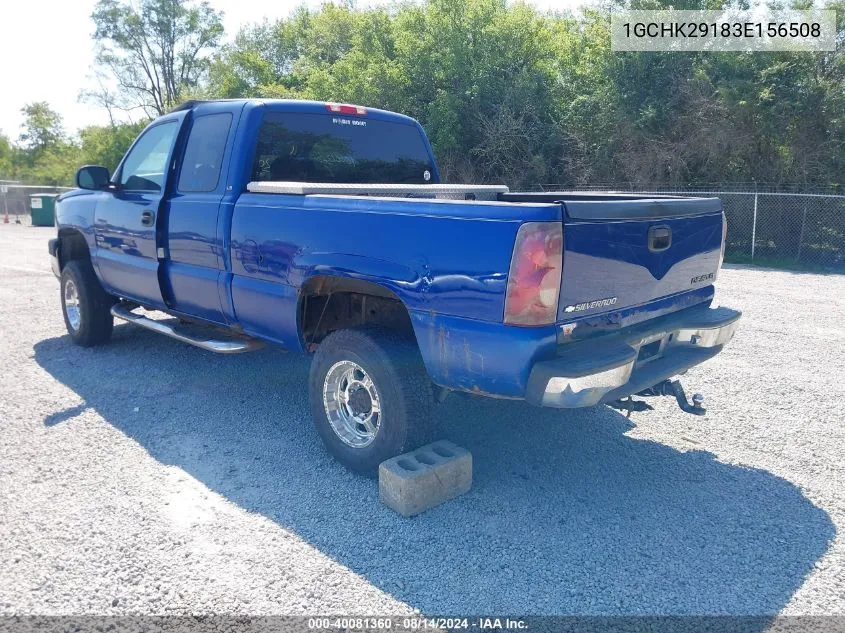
top-left (638, 379), bottom-right (706, 416)
top-left (608, 379), bottom-right (706, 417)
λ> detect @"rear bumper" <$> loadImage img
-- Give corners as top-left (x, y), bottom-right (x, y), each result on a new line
top-left (525, 305), bottom-right (741, 408)
top-left (48, 238), bottom-right (61, 278)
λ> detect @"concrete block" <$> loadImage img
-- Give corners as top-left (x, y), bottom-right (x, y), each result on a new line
top-left (379, 440), bottom-right (472, 517)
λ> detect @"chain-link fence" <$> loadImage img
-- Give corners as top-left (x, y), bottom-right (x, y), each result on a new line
top-left (0, 182), bottom-right (71, 226)
top-left (705, 191), bottom-right (845, 270)
top-left (538, 185), bottom-right (845, 271)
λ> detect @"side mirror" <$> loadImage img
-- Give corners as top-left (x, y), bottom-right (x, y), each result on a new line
top-left (76, 165), bottom-right (111, 190)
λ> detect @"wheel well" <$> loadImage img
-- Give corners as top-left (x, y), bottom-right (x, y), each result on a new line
top-left (299, 276), bottom-right (415, 351)
top-left (58, 229), bottom-right (90, 270)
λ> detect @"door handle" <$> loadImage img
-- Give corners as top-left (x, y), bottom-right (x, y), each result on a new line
top-left (141, 210), bottom-right (155, 227)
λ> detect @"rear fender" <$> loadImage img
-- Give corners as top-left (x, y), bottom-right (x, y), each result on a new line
top-left (296, 270), bottom-right (420, 349)
top-left (410, 310), bottom-right (557, 398)
top-left (295, 267), bottom-right (557, 399)
top-left (292, 253), bottom-right (425, 306)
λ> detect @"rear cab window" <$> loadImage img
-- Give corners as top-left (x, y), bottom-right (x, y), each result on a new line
top-left (251, 111), bottom-right (435, 184)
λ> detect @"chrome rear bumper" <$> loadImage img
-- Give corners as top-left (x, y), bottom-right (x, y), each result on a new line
top-left (525, 306), bottom-right (741, 408)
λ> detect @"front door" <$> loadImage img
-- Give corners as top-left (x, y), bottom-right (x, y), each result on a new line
top-left (94, 116), bottom-right (184, 306)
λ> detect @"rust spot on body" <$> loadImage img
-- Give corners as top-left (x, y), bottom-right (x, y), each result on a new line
top-left (437, 325), bottom-right (449, 377)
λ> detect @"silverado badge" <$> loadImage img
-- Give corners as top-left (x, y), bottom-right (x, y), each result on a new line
top-left (563, 297), bottom-right (618, 313)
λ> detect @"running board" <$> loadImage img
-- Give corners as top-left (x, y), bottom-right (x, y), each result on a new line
top-left (111, 304), bottom-right (264, 354)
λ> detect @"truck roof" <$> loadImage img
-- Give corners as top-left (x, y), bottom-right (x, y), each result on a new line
top-left (169, 99), bottom-right (420, 126)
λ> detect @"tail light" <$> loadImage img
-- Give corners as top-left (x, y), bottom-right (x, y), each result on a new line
top-left (325, 103), bottom-right (367, 116)
top-left (504, 222), bottom-right (563, 326)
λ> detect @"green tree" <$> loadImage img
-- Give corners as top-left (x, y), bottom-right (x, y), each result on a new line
top-left (209, 19), bottom-right (304, 98)
top-left (205, 0), bottom-right (845, 190)
top-left (91, 0), bottom-right (225, 116)
top-left (6, 102), bottom-right (80, 186)
top-left (0, 133), bottom-right (13, 178)
top-left (209, 0), bottom-right (565, 186)
top-left (23, 143), bottom-right (82, 186)
top-left (78, 121), bottom-right (149, 173)
top-left (17, 102), bottom-right (65, 156)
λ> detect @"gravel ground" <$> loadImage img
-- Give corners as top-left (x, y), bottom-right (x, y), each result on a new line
top-left (0, 224), bottom-right (843, 617)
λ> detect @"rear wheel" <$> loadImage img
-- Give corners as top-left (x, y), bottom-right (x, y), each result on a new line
top-left (308, 327), bottom-right (433, 473)
top-left (60, 259), bottom-right (114, 347)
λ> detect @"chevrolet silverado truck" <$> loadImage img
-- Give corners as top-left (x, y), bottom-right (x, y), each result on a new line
top-left (49, 99), bottom-right (740, 472)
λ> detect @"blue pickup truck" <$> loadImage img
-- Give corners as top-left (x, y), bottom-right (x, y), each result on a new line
top-left (50, 99), bottom-right (740, 472)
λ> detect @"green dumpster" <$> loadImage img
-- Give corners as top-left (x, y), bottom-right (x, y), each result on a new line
top-left (30, 194), bottom-right (58, 227)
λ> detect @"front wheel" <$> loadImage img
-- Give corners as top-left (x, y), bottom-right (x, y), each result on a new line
top-left (308, 327), bottom-right (433, 473)
top-left (60, 259), bottom-right (114, 347)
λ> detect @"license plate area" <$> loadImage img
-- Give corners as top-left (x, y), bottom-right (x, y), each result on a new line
top-left (636, 334), bottom-right (668, 365)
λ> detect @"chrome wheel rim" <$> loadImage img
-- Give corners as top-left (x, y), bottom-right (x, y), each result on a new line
top-left (64, 279), bottom-right (81, 331)
top-left (323, 360), bottom-right (382, 448)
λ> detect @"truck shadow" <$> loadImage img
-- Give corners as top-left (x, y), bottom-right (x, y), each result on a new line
top-left (34, 326), bottom-right (834, 616)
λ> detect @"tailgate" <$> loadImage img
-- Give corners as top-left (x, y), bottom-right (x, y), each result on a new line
top-left (558, 197), bottom-right (724, 323)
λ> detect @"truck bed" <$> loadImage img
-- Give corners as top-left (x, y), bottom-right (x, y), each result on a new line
top-left (237, 183), bottom-right (724, 330)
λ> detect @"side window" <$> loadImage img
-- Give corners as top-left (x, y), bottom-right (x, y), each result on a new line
top-left (178, 113), bottom-right (233, 193)
top-left (119, 121), bottom-right (178, 192)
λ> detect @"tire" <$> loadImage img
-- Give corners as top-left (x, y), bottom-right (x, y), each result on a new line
top-left (309, 327), bottom-right (433, 474)
top-left (60, 259), bottom-right (115, 347)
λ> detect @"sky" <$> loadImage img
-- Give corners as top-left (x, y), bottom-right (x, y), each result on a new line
top-left (0, 0), bottom-right (576, 140)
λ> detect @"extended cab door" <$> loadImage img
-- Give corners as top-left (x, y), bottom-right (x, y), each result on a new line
top-left (159, 102), bottom-right (243, 323)
top-left (94, 113), bottom-right (186, 307)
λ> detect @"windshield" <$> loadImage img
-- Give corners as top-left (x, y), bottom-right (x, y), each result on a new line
top-left (251, 111), bottom-right (435, 185)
